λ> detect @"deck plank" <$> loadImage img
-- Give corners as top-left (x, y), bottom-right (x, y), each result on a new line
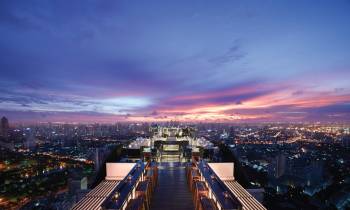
top-left (151, 162), bottom-right (194, 210)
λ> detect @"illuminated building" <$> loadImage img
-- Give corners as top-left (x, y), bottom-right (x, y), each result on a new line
top-left (24, 128), bottom-right (36, 150)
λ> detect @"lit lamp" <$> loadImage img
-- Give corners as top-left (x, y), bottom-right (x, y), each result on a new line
top-left (223, 191), bottom-right (230, 199)
top-left (112, 192), bottom-right (120, 202)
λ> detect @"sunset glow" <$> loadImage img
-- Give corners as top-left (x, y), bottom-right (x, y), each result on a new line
top-left (0, 1), bottom-right (349, 123)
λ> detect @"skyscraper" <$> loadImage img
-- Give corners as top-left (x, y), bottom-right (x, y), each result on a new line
top-left (276, 153), bottom-right (286, 178)
top-left (94, 147), bottom-right (101, 171)
top-left (0, 117), bottom-right (9, 138)
top-left (25, 128), bottom-right (36, 150)
top-left (342, 135), bottom-right (350, 148)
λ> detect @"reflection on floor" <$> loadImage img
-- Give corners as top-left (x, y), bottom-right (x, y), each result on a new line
top-left (150, 162), bottom-right (194, 210)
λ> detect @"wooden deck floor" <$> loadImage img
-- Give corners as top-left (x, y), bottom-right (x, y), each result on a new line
top-left (150, 162), bottom-right (194, 210)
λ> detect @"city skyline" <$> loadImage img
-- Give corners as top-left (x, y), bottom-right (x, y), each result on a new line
top-left (1, 0), bottom-right (350, 123)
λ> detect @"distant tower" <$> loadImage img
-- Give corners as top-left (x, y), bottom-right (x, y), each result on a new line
top-left (275, 154), bottom-right (286, 178)
top-left (0, 117), bottom-right (14, 150)
top-left (342, 135), bottom-right (350, 148)
top-left (25, 128), bottom-right (36, 150)
top-left (94, 148), bottom-right (101, 171)
top-left (1, 117), bottom-right (9, 138)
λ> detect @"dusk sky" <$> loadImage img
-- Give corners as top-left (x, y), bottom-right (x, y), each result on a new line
top-left (1, 0), bottom-right (350, 123)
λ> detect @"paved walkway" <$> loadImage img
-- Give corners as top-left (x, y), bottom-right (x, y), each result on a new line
top-left (150, 162), bottom-right (194, 210)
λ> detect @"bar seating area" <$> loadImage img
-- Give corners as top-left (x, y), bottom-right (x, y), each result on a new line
top-left (145, 161), bottom-right (158, 192)
top-left (125, 162), bottom-right (158, 210)
top-left (188, 168), bottom-right (201, 191)
top-left (193, 181), bottom-right (209, 210)
top-left (198, 196), bottom-right (217, 210)
top-left (187, 160), bottom-right (242, 210)
top-left (126, 196), bottom-right (145, 210)
top-left (73, 153), bottom-right (265, 210)
top-left (187, 159), bottom-right (268, 210)
top-left (186, 162), bottom-right (218, 210)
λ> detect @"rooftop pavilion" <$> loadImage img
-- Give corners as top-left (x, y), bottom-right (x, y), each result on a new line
top-left (127, 136), bottom-right (213, 150)
top-left (126, 134), bottom-right (214, 163)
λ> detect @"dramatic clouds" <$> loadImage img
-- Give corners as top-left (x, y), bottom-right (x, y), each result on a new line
top-left (0, 0), bottom-right (350, 123)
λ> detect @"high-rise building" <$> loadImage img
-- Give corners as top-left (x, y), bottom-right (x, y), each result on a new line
top-left (0, 117), bottom-right (14, 150)
top-left (94, 146), bottom-right (113, 172)
top-left (94, 147), bottom-right (101, 171)
top-left (69, 176), bottom-right (88, 197)
top-left (342, 135), bottom-right (350, 148)
top-left (276, 153), bottom-right (286, 178)
top-left (0, 116), bottom-right (9, 138)
top-left (25, 128), bottom-right (36, 150)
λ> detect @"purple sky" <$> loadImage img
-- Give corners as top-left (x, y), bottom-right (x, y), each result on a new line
top-left (0, 0), bottom-right (350, 123)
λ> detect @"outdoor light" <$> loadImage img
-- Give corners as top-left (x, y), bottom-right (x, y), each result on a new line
top-left (223, 191), bottom-right (230, 198)
top-left (113, 192), bottom-right (120, 202)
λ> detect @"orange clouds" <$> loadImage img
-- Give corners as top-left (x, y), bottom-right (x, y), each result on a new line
top-left (130, 85), bottom-right (350, 122)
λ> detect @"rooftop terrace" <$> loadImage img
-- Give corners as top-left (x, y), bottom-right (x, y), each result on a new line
top-left (150, 162), bottom-right (194, 210)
